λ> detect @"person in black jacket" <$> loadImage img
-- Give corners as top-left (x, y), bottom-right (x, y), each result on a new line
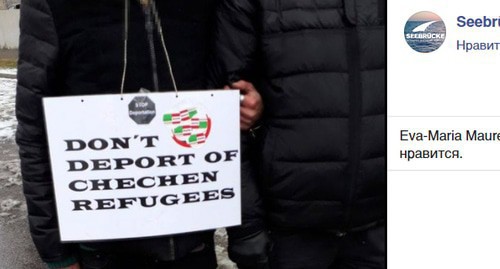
top-left (16, 0), bottom-right (262, 268)
top-left (212, 0), bottom-right (386, 268)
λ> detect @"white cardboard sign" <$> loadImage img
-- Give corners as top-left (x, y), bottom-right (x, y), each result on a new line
top-left (43, 90), bottom-right (241, 242)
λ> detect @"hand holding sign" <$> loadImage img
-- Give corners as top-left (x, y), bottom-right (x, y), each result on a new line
top-left (225, 80), bottom-right (263, 131)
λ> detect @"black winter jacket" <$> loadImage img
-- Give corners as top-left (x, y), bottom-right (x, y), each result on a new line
top-left (213, 0), bottom-right (386, 232)
top-left (16, 0), bottom-right (217, 265)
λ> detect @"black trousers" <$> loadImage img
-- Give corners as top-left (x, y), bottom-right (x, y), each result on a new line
top-left (79, 243), bottom-right (218, 269)
top-left (269, 225), bottom-right (385, 269)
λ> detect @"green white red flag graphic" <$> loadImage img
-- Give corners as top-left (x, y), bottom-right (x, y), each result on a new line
top-left (163, 108), bottom-right (211, 148)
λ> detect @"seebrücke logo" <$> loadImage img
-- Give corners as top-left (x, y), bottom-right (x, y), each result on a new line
top-left (404, 11), bottom-right (446, 53)
top-left (163, 107), bottom-right (212, 148)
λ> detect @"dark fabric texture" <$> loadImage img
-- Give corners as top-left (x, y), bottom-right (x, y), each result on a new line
top-left (269, 225), bottom-right (386, 269)
top-left (226, 133), bottom-right (267, 240)
top-left (16, 0), bottom-right (218, 265)
top-left (79, 240), bottom-right (217, 269)
top-left (213, 0), bottom-right (386, 232)
top-left (228, 230), bottom-right (271, 269)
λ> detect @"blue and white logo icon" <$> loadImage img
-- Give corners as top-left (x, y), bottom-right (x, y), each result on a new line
top-left (404, 11), bottom-right (446, 53)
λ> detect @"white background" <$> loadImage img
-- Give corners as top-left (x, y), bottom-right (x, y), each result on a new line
top-left (43, 90), bottom-right (241, 242)
top-left (389, 1), bottom-right (500, 268)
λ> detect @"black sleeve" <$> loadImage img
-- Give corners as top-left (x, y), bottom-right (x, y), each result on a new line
top-left (227, 133), bottom-right (267, 239)
top-left (208, 0), bottom-right (267, 239)
top-left (16, 0), bottom-right (77, 263)
top-left (207, 0), bottom-right (260, 87)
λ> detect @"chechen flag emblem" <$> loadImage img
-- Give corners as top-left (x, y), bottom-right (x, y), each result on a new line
top-left (163, 108), bottom-right (211, 148)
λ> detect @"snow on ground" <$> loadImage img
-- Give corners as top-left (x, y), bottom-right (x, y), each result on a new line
top-left (0, 68), bottom-right (17, 76)
top-left (0, 67), bottom-right (17, 141)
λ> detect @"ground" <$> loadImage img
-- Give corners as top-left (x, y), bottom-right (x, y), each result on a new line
top-left (0, 49), bottom-right (237, 269)
top-left (0, 49), bottom-right (17, 68)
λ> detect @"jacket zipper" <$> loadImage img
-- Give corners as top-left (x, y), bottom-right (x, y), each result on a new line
top-left (378, 0), bottom-right (386, 25)
top-left (344, 26), bottom-right (362, 232)
top-left (168, 237), bottom-right (175, 260)
top-left (276, 0), bottom-right (283, 29)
